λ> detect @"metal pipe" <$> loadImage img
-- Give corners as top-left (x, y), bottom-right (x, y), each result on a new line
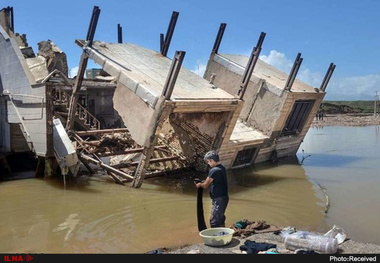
top-left (66, 6), bottom-right (101, 131)
top-left (285, 53), bottom-right (303, 91)
top-left (161, 11), bottom-right (179, 56)
top-left (212, 23), bottom-right (227, 55)
top-left (162, 50), bottom-right (186, 100)
top-left (237, 32), bottom-right (266, 99)
top-left (9, 6), bottom-right (14, 31)
top-left (320, 63), bottom-right (336, 92)
top-left (117, 23), bottom-right (123, 43)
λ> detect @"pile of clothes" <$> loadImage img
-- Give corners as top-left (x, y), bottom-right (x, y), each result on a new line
top-left (239, 240), bottom-right (278, 254)
top-left (230, 219), bottom-right (282, 238)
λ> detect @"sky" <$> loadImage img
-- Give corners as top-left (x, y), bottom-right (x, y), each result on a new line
top-left (3, 0), bottom-right (380, 101)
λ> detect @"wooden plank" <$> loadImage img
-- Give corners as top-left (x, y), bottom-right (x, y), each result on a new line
top-left (96, 145), bottom-right (166, 157)
top-left (75, 128), bottom-right (129, 136)
top-left (111, 155), bottom-right (179, 169)
top-left (79, 153), bottom-right (134, 180)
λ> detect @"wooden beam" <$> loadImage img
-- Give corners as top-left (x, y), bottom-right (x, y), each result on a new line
top-left (75, 128), bottom-right (130, 136)
top-left (111, 155), bottom-right (180, 169)
top-left (78, 154), bottom-right (95, 174)
top-left (96, 145), bottom-right (166, 157)
top-left (131, 145), bottom-right (155, 188)
top-left (79, 153), bottom-right (134, 180)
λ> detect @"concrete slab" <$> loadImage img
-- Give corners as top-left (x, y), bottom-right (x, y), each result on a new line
top-left (26, 56), bottom-right (49, 83)
top-left (219, 53), bottom-right (318, 93)
top-left (230, 119), bottom-right (268, 143)
top-left (0, 25), bottom-right (47, 156)
top-left (82, 41), bottom-right (236, 108)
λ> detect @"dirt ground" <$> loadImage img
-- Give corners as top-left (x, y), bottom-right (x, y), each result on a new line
top-left (159, 231), bottom-right (380, 255)
top-left (311, 114), bottom-right (380, 127)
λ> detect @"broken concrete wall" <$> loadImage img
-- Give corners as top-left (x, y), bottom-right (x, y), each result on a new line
top-left (0, 7), bottom-right (28, 48)
top-left (0, 7), bottom-right (12, 36)
top-left (26, 56), bottom-right (49, 83)
top-left (159, 111), bottom-right (231, 171)
top-left (4, 83), bottom-right (47, 156)
top-left (0, 97), bottom-right (10, 152)
top-left (0, 25), bottom-right (36, 93)
top-left (203, 55), bottom-right (242, 98)
top-left (80, 41), bottom-right (169, 147)
top-left (37, 40), bottom-right (68, 77)
top-left (113, 82), bottom-right (166, 147)
top-left (0, 25), bottom-right (47, 156)
top-left (244, 81), bottom-right (286, 136)
top-left (204, 54), bottom-right (282, 136)
top-left (86, 85), bottom-right (121, 129)
top-left (254, 91), bottom-right (324, 163)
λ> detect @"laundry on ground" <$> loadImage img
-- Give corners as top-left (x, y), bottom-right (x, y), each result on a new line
top-left (230, 219), bottom-right (282, 238)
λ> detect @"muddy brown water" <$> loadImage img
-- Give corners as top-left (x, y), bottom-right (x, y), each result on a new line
top-left (0, 125), bottom-right (379, 253)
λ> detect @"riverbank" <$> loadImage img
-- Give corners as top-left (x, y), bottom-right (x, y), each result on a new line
top-left (159, 230), bottom-right (380, 254)
top-left (311, 113), bottom-right (380, 127)
top-left (159, 114), bottom-right (380, 255)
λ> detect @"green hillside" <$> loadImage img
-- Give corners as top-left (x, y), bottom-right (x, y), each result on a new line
top-left (321, 100), bottom-right (379, 114)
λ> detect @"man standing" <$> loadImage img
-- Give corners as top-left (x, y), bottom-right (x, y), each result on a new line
top-left (195, 150), bottom-right (229, 228)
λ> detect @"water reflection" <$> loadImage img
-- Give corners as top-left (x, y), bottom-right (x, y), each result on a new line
top-left (298, 125), bottom-right (380, 245)
top-left (0, 155), bottom-right (326, 253)
top-left (1, 125), bottom-right (379, 253)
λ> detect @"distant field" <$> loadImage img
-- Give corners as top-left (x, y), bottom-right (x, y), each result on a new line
top-left (321, 100), bottom-right (379, 114)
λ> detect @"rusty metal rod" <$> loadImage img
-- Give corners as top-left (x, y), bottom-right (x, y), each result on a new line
top-left (117, 23), bottom-right (123, 43)
top-left (212, 23), bottom-right (227, 55)
top-left (66, 6), bottom-right (101, 131)
top-left (320, 63), bottom-right (336, 92)
top-left (285, 52), bottom-right (303, 91)
top-left (162, 50), bottom-right (186, 100)
top-left (160, 11), bottom-right (179, 56)
top-left (238, 32), bottom-right (266, 99)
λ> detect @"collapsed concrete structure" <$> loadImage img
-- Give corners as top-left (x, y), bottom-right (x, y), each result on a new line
top-left (0, 6), bottom-right (335, 188)
top-left (204, 24), bottom-right (336, 168)
top-left (0, 6), bottom-right (54, 174)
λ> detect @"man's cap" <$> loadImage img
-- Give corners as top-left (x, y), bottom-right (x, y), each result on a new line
top-left (204, 150), bottom-right (219, 162)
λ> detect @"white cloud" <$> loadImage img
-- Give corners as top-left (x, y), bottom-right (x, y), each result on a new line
top-left (69, 67), bottom-right (79, 78)
top-left (326, 75), bottom-right (380, 101)
top-left (191, 60), bottom-right (207, 77)
top-left (260, 50), bottom-right (380, 101)
top-left (260, 50), bottom-right (293, 73)
top-left (298, 68), bottom-right (323, 88)
top-left (190, 50), bottom-right (379, 101)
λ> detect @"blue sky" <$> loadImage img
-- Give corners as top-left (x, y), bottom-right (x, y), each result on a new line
top-left (3, 0), bottom-right (380, 101)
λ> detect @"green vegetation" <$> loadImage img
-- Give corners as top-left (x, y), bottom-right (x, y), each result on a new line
top-left (320, 100), bottom-right (379, 114)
